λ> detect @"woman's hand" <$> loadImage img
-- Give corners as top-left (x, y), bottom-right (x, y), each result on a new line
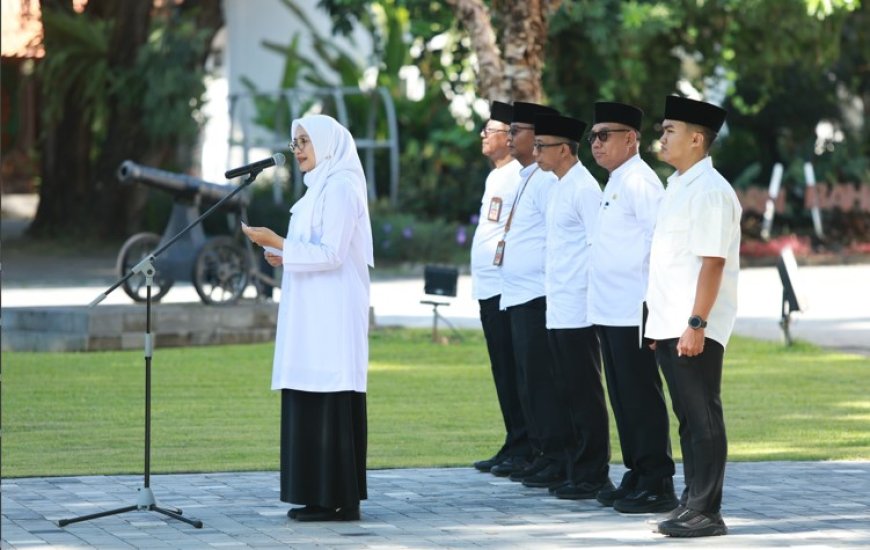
top-left (241, 224), bottom-right (282, 250)
top-left (264, 251), bottom-right (283, 267)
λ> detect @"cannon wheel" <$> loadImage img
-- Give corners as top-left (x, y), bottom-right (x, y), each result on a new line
top-left (117, 232), bottom-right (174, 302)
top-left (192, 236), bottom-right (250, 305)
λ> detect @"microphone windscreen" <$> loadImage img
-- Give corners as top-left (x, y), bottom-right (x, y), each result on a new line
top-left (273, 153), bottom-right (286, 167)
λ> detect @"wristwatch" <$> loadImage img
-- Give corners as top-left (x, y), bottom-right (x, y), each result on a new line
top-left (688, 315), bottom-right (707, 329)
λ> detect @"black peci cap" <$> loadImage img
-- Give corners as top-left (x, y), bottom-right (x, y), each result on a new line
top-left (512, 101), bottom-right (559, 125)
top-left (534, 114), bottom-right (587, 142)
top-left (490, 101), bottom-right (513, 125)
top-left (593, 101), bottom-right (643, 131)
top-left (663, 96), bottom-right (727, 132)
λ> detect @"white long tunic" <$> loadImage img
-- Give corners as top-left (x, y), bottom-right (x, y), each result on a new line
top-left (588, 154), bottom-right (664, 326)
top-left (499, 163), bottom-right (558, 309)
top-left (471, 159), bottom-right (522, 300)
top-left (545, 161), bottom-right (602, 329)
top-left (272, 178), bottom-right (371, 392)
top-left (645, 157), bottom-right (741, 348)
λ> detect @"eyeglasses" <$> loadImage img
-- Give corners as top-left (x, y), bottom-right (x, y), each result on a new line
top-left (481, 126), bottom-right (509, 136)
top-left (289, 137), bottom-right (310, 151)
top-left (509, 125), bottom-right (535, 137)
top-left (586, 128), bottom-right (630, 144)
top-left (533, 141), bottom-right (570, 151)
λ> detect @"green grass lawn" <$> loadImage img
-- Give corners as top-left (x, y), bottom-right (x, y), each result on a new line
top-left (2, 329), bottom-right (868, 478)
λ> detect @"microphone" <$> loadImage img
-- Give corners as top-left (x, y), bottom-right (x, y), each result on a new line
top-left (225, 153), bottom-right (286, 179)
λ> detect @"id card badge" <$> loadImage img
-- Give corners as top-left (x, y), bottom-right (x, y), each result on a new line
top-left (493, 240), bottom-right (506, 266)
top-left (487, 197), bottom-right (503, 222)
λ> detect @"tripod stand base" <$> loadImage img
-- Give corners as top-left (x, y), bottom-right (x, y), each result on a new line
top-left (57, 487), bottom-right (203, 529)
top-left (420, 300), bottom-right (463, 343)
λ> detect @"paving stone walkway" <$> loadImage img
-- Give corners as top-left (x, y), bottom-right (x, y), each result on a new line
top-left (3, 461), bottom-right (869, 549)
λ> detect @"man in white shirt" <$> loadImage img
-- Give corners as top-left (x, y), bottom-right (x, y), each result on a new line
top-left (470, 101), bottom-right (527, 474)
top-left (646, 96), bottom-right (740, 538)
top-left (490, 102), bottom-right (572, 485)
top-left (533, 113), bottom-right (613, 500)
top-left (587, 102), bottom-right (676, 513)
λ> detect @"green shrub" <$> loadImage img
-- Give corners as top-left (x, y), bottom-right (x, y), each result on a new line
top-left (370, 203), bottom-right (471, 265)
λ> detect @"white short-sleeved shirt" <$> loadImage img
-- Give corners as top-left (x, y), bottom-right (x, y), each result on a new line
top-left (588, 154), bottom-right (664, 326)
top-left (645, 157), bottom-right (742, 348)
top-left (471, 159), bottom-right (522, 300)
top-left (499, 163), bottom-right (558, 309)
top-left (545, 161), bottom-right (602, 329)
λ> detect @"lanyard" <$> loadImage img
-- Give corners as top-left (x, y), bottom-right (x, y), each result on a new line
top-left (502, 167), bottom-right (539, 236)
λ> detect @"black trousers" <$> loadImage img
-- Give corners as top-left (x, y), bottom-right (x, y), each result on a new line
top-left (548, 327), bottom-right (610, 484)
top-left (598, 324), bottom-right (675, 490)
top-left (280, 389), bottom-right (367, 509)
top-left (479, 296), bottom-right (531, 458)
top-left (657, 338), bottom-right (727, 513)
top-left (508, 296), bottom-right (571, 460)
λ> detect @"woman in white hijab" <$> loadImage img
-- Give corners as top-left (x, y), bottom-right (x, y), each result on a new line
top-left (242, 114), bottom-right (374, 522)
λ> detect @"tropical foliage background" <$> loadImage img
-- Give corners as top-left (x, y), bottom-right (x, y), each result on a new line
top-left (7, 0), bottom-right (869, 264)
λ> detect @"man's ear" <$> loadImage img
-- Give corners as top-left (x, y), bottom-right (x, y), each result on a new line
top-left (691, 129), bottom-right (705, 150)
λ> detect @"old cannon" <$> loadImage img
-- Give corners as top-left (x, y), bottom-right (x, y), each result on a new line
top-left (115, 160), bottom-right (277, 305)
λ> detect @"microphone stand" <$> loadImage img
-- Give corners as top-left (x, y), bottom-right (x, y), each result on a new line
top-left (58, 170), bottom-right (264, 529)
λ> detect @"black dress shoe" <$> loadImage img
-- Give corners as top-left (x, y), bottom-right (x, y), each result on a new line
top-left (522, 463), bottom-right (566, 488)
top-left (646, 504), bottom-right (687, 526)
top-left (508, 456), bottom-right (549, 482)
top-left (548, 480), bottom-right (570, 494)
top-left (657, 508), bottom-right (727, 537)
top-left (473, 454), bottom-right (504, 472)
top-left (490, 456), bottom-right (529, 477)
top-left (554, 478), bottom-right (615, 500)
top-left (294, 505), bottom-right (360, 522)
top-left (596, 470), bottom-right (636, 506)
top-left (613, 478), bottom-right (678, 514)
top-left (663, 504), bottom-right (687, 521)
top-left (287, 505), bottom-right (309, 519)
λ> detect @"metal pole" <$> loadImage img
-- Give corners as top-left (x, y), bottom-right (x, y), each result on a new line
top-left (761, 163), bottom-right (783, 241)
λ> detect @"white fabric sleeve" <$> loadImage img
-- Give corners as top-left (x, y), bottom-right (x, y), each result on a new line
top-left (627, 174), bottom-right (664, 245)
top-left (281, 182), bottom-right (360, 272)
top-left (690, 189), bottom-right (735, 259)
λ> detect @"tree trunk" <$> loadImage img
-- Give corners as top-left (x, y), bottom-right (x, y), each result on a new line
top-left (91, 1), bottom-right (152, 238)
top-left (446, 0), bottom-right (505, 101)
top-left (496, 0), bottom-right (558, 103)
top-left (29, 0), bottom-right (95, 238)
top-left (449, 0), bottom-right (559, 103)
top-left (29, 88), bottom-right (96, 238)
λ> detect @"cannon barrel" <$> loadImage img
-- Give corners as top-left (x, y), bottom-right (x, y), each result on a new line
top-left (117, 160), bottom-right (248, 207)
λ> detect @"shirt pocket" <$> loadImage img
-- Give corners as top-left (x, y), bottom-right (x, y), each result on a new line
top-left (655, 217), bottom-right (691, 254)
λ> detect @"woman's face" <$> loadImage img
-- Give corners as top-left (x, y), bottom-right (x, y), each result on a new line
top-left (292, 126), bottom-right (316, 173)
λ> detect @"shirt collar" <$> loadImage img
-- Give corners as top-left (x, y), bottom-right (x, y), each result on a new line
top-left (667, 156), bottom-right (713, 188)
top-left (610, 153), bottom-right (642, 181)
top-left (498, 158), bottom-right (520, 173)
top-left (520, 162), bottom-right (539, 178)
top-left (562, 160), bottom-right (586, 180)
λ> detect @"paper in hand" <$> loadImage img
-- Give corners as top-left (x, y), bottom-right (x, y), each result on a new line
top-left (264, 246), bottom-right (282, 256)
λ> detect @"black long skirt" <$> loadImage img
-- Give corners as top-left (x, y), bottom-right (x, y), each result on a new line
top-left (280, 389), bottom-right (368, 508)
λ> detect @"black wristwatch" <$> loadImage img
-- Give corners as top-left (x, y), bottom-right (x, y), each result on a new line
top-left (688, 315), bottom-right (707, 329)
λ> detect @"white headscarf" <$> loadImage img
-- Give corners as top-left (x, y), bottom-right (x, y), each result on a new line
top-left (289, 114), bottom-right (374, 267)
